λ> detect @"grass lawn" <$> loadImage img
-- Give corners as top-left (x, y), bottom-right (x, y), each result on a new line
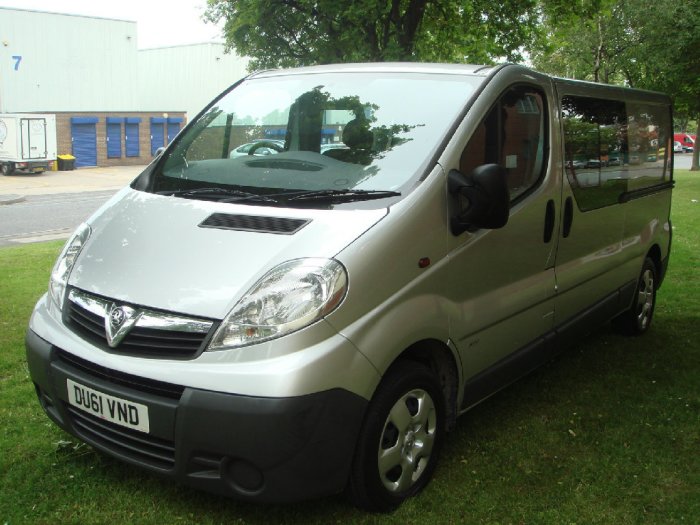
top-left (1, 172), bottom-right (698, 524)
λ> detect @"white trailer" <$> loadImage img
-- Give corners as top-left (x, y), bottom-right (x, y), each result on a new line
top-left (0, 113), bottom-right (57, 175)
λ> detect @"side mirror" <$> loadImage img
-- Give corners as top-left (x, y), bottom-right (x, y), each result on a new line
top-left (154, 146), bottom-right (166, 158)
top-left (448, 164), bottom-right (509, 235)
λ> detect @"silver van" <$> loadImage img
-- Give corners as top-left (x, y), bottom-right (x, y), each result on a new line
top-left (26, 63), bottom-right (673, 511)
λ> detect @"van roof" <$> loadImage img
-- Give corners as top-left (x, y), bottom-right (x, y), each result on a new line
top-left (248, 63), bottom-right (672, 104)
top-left (249, 62), bottom-right (498, 79)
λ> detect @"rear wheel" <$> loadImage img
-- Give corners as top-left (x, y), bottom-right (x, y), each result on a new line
top-left (613, 257), bottom-right (657, 335)
top-left (347, 362), bottom-right (444, 512)
top-left (1, 162), bottom-right (15, 176)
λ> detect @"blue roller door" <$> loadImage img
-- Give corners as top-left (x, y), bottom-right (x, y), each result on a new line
top-left (71, 117), bottom-right (98, 167)
top-left (106, 118), bottom-right (123, 158)
top-left (167, 117), bottom-right (183, 143)
top-left (150, 117), bottom-right (166, 156)
top-left (125, 118), bottom-right (141, 157)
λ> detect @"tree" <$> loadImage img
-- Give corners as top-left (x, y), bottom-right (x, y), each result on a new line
top-left (204, 0), bottom-right (539, 70)
top-left (531, 0), bottom-right (621, 82)
top-left (532, 0), bottom-right (700, 170)
top-left (624, 0), bottom-right (700, 170)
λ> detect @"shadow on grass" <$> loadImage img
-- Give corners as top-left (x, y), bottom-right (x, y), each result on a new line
top-left (432, 313), bottom-right (699, 523)
top-left (450, 312), bottom-right (699, 439)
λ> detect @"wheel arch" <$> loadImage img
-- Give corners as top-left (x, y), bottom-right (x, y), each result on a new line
top-left (647, 244), bottom-right (661, 271)
top-left (646, 243), bottom-right (663, 282)
top-left (382, 339), bottom-right (461, 432)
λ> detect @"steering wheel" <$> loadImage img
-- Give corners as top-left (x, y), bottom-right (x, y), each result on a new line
top-left (247, 141), bottom-right (284, 155)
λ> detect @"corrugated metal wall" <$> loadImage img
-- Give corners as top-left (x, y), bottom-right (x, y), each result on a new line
top-left (0, 8), bottom-right (249, 166)
top-left (0, 8), bottom-right (138, 113)
top-left (137, 43), bottom-right (249, 119)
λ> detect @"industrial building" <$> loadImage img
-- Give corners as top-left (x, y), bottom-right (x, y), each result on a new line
top-left (0, 7), bottom-right (248, 168)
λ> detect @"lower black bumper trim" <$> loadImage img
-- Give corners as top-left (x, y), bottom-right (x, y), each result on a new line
top-left (26, 328), bottom-right (368, 502)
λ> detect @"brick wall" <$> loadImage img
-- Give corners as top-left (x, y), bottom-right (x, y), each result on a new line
top-left (54, 112), bottom-right (187, 167)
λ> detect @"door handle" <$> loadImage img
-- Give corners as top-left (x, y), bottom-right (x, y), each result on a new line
top-left (563, 196), bottom-right (574, 238)
top-left (544, 199), bottom-right (555, 243)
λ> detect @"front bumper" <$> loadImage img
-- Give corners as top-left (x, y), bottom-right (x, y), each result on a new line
top-left (26, 328), bottom-right (367, 502)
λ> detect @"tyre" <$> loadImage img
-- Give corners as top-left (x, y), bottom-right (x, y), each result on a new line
top-left (347, 361), bottom-right (445, 512)
top-left (613, 256), bottom-right (657, 335)
top-left (1, 162), bottom-right (15, 176)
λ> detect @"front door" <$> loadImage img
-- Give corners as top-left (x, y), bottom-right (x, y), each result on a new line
top-left (446, 80), bottom-right (560, 405)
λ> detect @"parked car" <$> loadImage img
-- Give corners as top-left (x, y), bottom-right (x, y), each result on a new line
top-left (673, 141), bottom-right (683, 153)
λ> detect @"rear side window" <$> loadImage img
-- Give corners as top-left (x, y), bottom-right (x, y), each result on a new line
top-left (562, 95), bottom-right (671, 211)
top-left (461, 86), bottom-right (547, 202)
top-left (626, 102), bottom-right (672, 192)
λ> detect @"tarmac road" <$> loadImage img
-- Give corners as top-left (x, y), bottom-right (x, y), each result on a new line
top-left (674, 152), bottom-right (693, 170)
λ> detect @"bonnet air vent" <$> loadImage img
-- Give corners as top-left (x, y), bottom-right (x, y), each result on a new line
top-left (199, 213), bottom-right (311, 235)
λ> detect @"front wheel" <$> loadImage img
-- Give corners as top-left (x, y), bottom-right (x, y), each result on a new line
top-left (613, 257), bottom-right (657, 335)
top-left (347, 362), bottom-right (445, 512)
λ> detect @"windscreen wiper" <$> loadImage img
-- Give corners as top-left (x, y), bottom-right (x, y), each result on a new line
top-left (156, 187), bottom-right (278, 203)
top-left (285, 189), bottom-right (401, 203)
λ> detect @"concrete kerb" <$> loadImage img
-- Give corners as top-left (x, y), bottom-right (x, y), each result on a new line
top-left (0, 165), bottom-right (147, 203)
top-left (0, 194), bottom-right (25, 205)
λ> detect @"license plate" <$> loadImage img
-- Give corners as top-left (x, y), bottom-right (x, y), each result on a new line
top-left (67, 379), bottom-right (150, 433)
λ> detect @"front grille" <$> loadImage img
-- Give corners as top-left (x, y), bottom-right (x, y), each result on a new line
top-left (55, 349), bottom-right (185, 399)
top-left (66, 404), bottom-right (175, 470)
top-left (68, 302), bottom-right (104, 339)
top-left (65, 288), bottom-right (215, 359)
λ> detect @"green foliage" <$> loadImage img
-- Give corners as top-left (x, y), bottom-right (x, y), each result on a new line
top-left (535, 0), bottom-right (670, 87)
top-left (533, 0), bottom-right (641, 83)
top-left (204, 0), bottom-right (540, 69)
top-left (532, 0), bottom-right (700, 169)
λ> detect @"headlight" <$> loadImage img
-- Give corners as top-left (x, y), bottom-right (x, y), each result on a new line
top-left (208, 258), bottom-right (348, 350)
top-left (49, 223), bottom-right (91, 310)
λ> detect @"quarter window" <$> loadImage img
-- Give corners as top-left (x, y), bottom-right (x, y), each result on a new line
top-left (626, 103), bottom-right (671, 192)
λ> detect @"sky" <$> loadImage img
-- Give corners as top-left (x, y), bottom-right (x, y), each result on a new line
top-left (0, 0), bottom-right (225, 49)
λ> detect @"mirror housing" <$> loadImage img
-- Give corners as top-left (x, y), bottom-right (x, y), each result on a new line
top-left (448, 164), bottom-right (510, 235)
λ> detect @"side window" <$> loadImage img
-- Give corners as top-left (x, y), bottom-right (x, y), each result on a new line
top-left (562, 96), bottom-right (627, 211)
top-left (461, 86), bottom-right (547, 202)
top-left (562, 96), bottom-right (670, 212)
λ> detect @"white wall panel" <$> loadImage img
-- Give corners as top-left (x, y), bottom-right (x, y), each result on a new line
top-left (0, 8), bottom-right (137, 112)
top-left (138, 43), bottom-right (249, 118)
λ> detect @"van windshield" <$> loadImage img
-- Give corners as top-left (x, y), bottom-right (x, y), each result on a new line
top-left (149, 71), bottom-right (481, 209)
